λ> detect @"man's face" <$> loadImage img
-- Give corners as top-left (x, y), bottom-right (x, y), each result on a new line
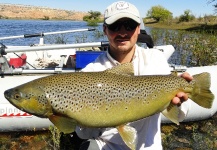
top-left (104, 18), bottom-right (140, 53)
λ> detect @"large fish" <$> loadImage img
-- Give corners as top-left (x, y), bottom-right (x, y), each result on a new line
top-left (4, 63), bottom-right (214, 150)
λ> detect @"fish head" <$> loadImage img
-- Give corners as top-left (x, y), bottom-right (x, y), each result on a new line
top-left (4, 82), bottom-right (53, 118)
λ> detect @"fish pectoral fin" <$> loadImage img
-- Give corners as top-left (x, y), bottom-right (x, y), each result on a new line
top-left (116, 125), bottom-right (137, 150)
top-left (49, 114), bottom-right (77, 134)
top-left (162, 103), bottom-right (180, 125)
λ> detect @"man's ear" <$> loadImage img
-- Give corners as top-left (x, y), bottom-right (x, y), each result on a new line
top-left (138, 25), bottom-right (141, 34)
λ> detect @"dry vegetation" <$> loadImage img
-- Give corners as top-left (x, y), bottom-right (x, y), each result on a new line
top-left (0, 3), bottom-right (88, 20)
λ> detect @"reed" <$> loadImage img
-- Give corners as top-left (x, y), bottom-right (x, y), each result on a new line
top-left (150, 29), bottom-right (217, 66)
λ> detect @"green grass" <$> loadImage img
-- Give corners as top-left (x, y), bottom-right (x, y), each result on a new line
top-left (144, 20), bottom-right (217, 32)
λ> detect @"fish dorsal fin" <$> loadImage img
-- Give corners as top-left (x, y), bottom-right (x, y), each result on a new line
top-left (105, 63), bottom-right (134, 76)
top-left (170, 71), bottom-right (178, 76)
top-left (162, 103), bottom-right (180, 125)
top-left (116, 124), bottom-right (137, 150)
top-left (49, 114), bottom-right (77, 134)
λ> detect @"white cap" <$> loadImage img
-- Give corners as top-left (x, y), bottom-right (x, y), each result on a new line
top-left (104, 1), bottom-right (141, 25)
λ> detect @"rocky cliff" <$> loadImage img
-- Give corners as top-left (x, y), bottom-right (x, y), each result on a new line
top-left (0, 3), bottom-right (88, 20)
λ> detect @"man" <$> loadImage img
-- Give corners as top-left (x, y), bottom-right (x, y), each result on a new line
top-left (76, 1), bottom-right (192, 149)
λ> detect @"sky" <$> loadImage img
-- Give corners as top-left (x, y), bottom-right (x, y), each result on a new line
top-left (0, 0), bottom-right (215, 17)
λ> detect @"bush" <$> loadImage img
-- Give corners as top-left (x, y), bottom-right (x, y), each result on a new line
top-left (42, 16), bottom-right (50, 20)
top-left (147, 5), bottom-right (173, 22)
top-left (83, 15), bottom-right (90, 22)
top-left (83, 10), bottom-right (102, 26)
top-left (179, 10), bottom-right (195, 22)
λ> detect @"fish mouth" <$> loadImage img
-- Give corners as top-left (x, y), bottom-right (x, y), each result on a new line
top-left (4, 88), bottom-right (50, 117)
top-left (4, 89), bottom-right (39, 115)
top-left (4, 89), bottom-right (11, 100)
top-left (4, 89), bottom-right (20, 107)
top-left (4, 89), bottom-right (21, 106)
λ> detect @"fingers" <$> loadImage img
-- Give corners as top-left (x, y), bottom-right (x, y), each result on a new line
top-left (176, 92), bottom-right (188, 101)
top-left (171, 72), bottom-right (192, 106)
top-left (172, 92), bottom-right (189, 106)
top-left (180, 72), bottom-right (193, 82)
top-left (172, 97), bottom-right (180, 105)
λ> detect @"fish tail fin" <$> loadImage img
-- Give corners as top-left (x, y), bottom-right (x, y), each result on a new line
top-left (116, 125), bottom-right (137, 150)
top-left (190, 72), bottom-right (214, 108)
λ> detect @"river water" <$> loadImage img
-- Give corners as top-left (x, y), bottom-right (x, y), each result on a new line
top-left (0, 19), bottom-right (104, 46)
top-left (0, 19), bottom-right (152, 46)
top-left (0, 19), bottom-right (183, 67)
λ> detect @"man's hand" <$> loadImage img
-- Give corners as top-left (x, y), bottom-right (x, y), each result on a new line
top-left (172, 72), bottom-right (193, 106)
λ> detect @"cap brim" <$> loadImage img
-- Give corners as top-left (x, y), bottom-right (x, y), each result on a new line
top-left (105, 13), bottom-right (141, 25)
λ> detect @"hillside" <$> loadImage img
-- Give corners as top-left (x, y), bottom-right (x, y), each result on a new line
top-left (0, 3), bottom-right (88, 20)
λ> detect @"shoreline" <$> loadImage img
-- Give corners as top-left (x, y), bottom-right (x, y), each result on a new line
top-left (144, 20), bottom-right (217, 31)
top-left (0, 3), bottom-right (88, 21)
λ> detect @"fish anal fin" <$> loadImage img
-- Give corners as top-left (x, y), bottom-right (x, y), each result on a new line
top-left (105, 63), bottom-right (134, 76)
top-left (162, 103), bottom-right (180, 125)
top-left (49, 114), bottom-right (77, 134)
top-left (116, 125), bottom-right (137, 150)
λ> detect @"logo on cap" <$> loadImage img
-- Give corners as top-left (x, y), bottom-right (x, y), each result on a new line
top-left (116, 2), bottom-right (129, 10)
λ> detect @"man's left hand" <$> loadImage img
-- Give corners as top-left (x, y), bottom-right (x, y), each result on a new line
top-left (172, 72), bottom-right (193, 106)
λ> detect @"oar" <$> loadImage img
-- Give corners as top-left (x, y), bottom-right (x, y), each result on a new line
top-left (1, 41), bottom-right (109, 54)
top-left (0, 28), bottom-right (96, 40)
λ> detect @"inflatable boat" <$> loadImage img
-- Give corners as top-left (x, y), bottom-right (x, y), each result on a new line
top-left (0, 30), bottom-right (216, 132)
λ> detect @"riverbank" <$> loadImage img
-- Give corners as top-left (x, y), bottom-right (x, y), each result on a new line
top-left (144, 20), bottom-right (217, 32)
top-left (162, 112), bottom-right (217, 149)
top-left (0, 3), bottom-right (88, 20)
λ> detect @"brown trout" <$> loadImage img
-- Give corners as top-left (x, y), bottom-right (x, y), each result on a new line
top-left (4, 63), bottom-right (214, 150)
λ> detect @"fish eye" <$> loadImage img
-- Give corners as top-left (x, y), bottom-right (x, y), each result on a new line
top-left (14, 93), bottom-right (20, 99)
